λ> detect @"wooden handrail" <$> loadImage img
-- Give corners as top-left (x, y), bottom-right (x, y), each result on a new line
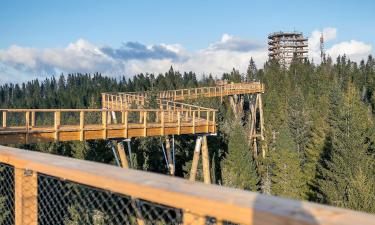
top-left (1, 146), bottom-right (374, 225)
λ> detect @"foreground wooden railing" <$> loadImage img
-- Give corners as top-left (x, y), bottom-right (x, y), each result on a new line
top-left (0, 108), bottom-right (216, 144)
top-left (0, 146), bottom-right (374, 225)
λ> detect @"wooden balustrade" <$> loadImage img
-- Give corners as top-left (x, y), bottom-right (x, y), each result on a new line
top-left (0, 108), bottom-right (216, 144)
top-left (1, 146), bottom-right (374, 225)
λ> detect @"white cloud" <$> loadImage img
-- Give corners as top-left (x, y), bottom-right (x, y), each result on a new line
top-left (0, 30), bottom-right (373, 83)
top-left (327, 40), bottom-right (372, 62)
top-left (308, 27), bottom-right (372, 63)
top-left (0, 35), bottom-right (267, 83)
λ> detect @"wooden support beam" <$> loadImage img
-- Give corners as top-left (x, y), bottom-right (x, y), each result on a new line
top-left (258, 94), bottom-right (266, 158)
top-left (201, 135), bottom-right (211, 184)
top-left (189, 136), bottom-right (202, 182)
top-left (15, 168), bottom-right (38, 225)
top-left (117, 142), bottom-right (129, 169)
top-left (165, 136), bottom-right (174, 175)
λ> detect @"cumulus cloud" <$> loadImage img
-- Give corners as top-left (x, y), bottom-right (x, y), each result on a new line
top-left (327, 40), bottom-right (372, 62)
top-left (0, 30), bottom-right (373, 83)
top-left (208, 33), bottom-right (264, 52)
top-left (308, 27), bottom-right (372, 63)
top-left (101, 42), bottom-right (184, 61)
top-left (0, 34), bottom-right (267, 83)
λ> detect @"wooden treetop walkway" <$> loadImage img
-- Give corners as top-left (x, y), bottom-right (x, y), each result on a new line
top-left (0, 82), bottom-right (264, 145)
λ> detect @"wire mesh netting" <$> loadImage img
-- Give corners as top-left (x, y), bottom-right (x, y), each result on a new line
top-left (38, 173), bottom-right (184, 225)
top-left (0, 165), bottom-right (238, 225)
top-left (0, 163), bottom-right (15, 225)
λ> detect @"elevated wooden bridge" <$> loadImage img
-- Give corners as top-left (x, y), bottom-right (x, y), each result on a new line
top-left (0, 82), bottom-right (265, 182)
top-left (0, 82), bottom-right (264, 145)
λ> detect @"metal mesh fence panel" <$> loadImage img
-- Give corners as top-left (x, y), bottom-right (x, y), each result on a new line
top-left (0, 163), bottom-right (15, 225)
top-left (38, 173), bottom-right (184, 225)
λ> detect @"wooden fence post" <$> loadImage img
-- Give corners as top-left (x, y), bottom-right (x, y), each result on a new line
top-left (102, 111), bottom-right (107, 139)
top-left (143, 111), bottom-right (147, 137)
top-left (2, 111), bottom-right (7, 128)
top-left (31, 111), bottom-right (35, 127)
top-left (80, 111), bottom-right (84, 141)
top-left (54, 111), bottom-right (60, 141)
top-left (15, 168), bottom-right (38, 225)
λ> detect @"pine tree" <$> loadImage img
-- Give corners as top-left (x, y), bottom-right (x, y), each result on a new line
top-left (221, 120), bottom-right (259, 191)
top-left (317, 85), bottom-right (375, 213)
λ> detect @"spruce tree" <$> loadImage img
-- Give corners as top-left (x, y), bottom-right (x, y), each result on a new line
top-left (317, 85), bottom-right (375, 213)
top-left (221, 120), bottom-right (259, 191)
top-left (269, 125), bottom-right (306, 199)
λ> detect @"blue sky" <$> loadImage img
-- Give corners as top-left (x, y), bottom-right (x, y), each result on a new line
top-left (0, 0), bottom-right (374, 82)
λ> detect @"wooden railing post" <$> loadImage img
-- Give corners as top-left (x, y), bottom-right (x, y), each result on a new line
top-left (102, 110), bottom-right (107, 139)
top-left (206, 111), bottom-right (209, 133)
top-left (31, 111), bottom-right (35, 127)
top-left (192, 111), bottom-right (196, 134)
top-left (161, 111), bottom-right (165, 135)
top-left (213, 111), bottom-right (216, 133)
top-left (80, 111), bottom-right (84, 141)
top-left (2, 111), bottom-right (7, 128)
top-left (101, 93), bottom-right (106, 109)
top-left (25, 111), bottom-right (30, 129)
top-left (54, 111), bottom-right (60, 141)
top-left (25, 112), bottom-right (30, 144)
top-left (123, 111), bottom-right (128, 138)
top-left (177, 111), bottom-right (181, 135)
top-left (143, 111), bottom-right (147, 137)
top-left (15, 168), bottom-right (38, 225)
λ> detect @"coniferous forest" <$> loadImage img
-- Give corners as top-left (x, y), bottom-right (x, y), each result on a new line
top-left (1, 55), bottom-right (375, 214)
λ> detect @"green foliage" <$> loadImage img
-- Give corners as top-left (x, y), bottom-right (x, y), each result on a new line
top-left (221, 120), bottom-right (259, 191)
top-left (316, 86), bottom-right (375, 213)
top-left (269, 125), bottom-right (306, 199)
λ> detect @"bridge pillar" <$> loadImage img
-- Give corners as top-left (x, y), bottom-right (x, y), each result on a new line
top-left (189, 135), bottom-right (211, 184)
top-left (165, 136), bottom-right (175, 175)
top-left (117, 141), bottom-right (129, 169)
